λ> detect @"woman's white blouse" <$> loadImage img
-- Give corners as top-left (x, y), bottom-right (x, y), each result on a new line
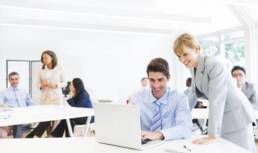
top-left (38, 65), bottom-right (65, 105)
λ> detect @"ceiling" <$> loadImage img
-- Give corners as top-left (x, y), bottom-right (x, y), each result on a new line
top-left (1, 0), bottom-right (258, 35)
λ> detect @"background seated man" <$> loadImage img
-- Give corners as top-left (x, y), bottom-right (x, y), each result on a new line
top-left (129, 58), bottom-right (192, 141)
top-left (184, 77), bottom-right (208, 134)
top-left (141, 77), bottom-right (149, 89)
top-left (231, 66), bottom-right (258, 109)
top-left (0, 72), bottom-right (33, 138)
top-left (184, 77), bottom-right (192, 96)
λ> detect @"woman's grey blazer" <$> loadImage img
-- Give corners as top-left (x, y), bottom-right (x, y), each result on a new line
top-left (187, 55), bottom-right (255, 137)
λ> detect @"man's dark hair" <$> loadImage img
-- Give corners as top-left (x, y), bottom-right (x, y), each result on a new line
top-left (146, 58), bottom-right (170, 79)
top-left (231, 66), bottom-right (246, 75)
top-left (8, 72), bottom-right (19, 78)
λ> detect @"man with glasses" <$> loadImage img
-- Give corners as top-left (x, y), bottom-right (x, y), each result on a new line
top-left (231, 66), bottom-right (258, 109)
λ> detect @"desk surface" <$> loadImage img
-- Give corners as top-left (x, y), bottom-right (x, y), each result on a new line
top-left (192, 108), bottom-right (258, 119)
top-left (191, 108), bottom-right (208, 119)
top-left (0, 105), bottom-right (94, 126)
top-left (0, 137), bottom-right (250, 153)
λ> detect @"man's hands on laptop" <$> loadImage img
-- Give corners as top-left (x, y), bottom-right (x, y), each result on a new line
top-left (141, 130), bottom-right (164, 141)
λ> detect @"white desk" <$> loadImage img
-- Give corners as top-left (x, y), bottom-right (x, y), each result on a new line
top-left (191, 108), bottom-right (208, 120)
top-left (0, 105), bottom-right (94, 136)
top-left (192, 108), bottom-right (258, 135)
top-left (191, 108), bottom-right (209, 134)
top-left (192, 108), bottom-right (258, 120)
top-left (0, 137), bottom-right (250, 153)
top-left (254, 110), bottom-right (258, 119)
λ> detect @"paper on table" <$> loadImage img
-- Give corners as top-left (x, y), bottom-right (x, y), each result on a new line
top-left (164, 148), bottom-right (187, 153)
top-left (0, 107), bottom-right (14, 120)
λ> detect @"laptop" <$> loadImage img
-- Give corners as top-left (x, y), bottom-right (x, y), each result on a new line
top-left (95, 103), bottom-right (163, 150)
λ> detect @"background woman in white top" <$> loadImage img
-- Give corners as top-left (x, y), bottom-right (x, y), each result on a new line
top-left (39, 50), bottom-right (65, 105)
top-left (26, 50), bottom-right (65, 138)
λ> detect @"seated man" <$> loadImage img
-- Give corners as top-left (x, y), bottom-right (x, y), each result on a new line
top-left (231, 66), bottom-right (258, 109)
top-left (0, 72), bottom-right (33, 138)
top-left (129, 58), bottom-right (192, 141)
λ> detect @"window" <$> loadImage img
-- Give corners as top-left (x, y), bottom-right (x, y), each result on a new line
top-left (224, 41), bottom-right (245, 66)
top-left (199, 36), bottom-right (220, 56)
top-left (199, 29), bottom-right (245, 67)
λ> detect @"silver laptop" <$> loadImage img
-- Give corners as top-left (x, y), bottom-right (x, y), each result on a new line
top-left (95, 103), bottom-right (163, 150)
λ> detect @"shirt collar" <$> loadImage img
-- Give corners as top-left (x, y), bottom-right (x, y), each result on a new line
top-left (45, 65), bottom-right (57, 71)
top-left (9, 86), bottom-right (19, 91)
top-left (149, 87), bottom-right (169, 105)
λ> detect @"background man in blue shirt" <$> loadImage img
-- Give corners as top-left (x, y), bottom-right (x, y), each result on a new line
top-left (129, 58), bottom-right (192, 141)
top-left (0, 72), bottom-right (33, 138)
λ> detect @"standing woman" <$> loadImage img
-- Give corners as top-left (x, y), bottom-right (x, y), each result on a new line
top-left (173, 33), bottom-right (256, 153)
top-left (26, 50), bottom-right (65, 138)
top-left (39, 50), bottom-right (65, 105)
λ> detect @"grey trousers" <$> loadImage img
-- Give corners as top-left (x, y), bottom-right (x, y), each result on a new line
top-left (222, 124), bottom-right (256, 153)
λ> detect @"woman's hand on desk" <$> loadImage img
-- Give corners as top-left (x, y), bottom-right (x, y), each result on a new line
top-left (192, 135), bottom-right (217, 144)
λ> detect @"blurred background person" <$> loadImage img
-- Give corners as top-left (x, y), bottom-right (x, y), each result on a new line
top-left (26, 50), bottom-right (65, 138)
top-left (50, 78), bottom-right (94, 137)
top-left (231, 66), bottom-right (258, 109)
top-left (184, 77), bottom-right (192, 96)
top-left (0, 72), bottom-right (33, 138)
top-left (141, 77), bottom-right (149, 89)
top-left (184, 77), bottom-right (207, 134)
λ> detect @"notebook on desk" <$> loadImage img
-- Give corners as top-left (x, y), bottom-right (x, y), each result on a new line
top-left (95, 103), bottom-right (163, 150)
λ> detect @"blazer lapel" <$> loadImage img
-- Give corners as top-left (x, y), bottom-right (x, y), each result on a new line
top-left (194, 56), bottom-right (206, 94)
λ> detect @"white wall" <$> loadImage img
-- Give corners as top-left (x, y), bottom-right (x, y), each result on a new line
top-left (0, 25), bottom-right (189, 103)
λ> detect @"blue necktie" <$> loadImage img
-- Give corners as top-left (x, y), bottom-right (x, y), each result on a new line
top-left (150, 102), bottom-right (162, 131)
top-left (13, 88), bottom-right (20, 107)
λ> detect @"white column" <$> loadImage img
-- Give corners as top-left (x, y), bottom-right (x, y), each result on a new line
top-left (228, 5), bottom-right (257, 87)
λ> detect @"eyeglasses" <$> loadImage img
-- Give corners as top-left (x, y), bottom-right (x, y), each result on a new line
top-left (232, 73), bottom-right (244, 77)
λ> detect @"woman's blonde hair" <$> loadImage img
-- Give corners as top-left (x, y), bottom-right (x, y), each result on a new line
top-left (173, 33), bottom-right (200, 55)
